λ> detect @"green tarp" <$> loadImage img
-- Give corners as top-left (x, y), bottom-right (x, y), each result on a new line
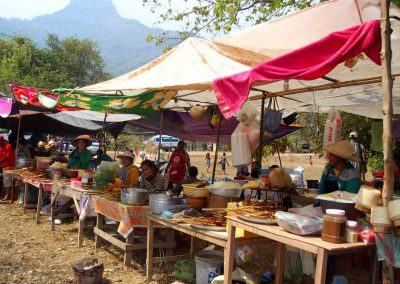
top-left (53, 88), bottom-right (175, 117)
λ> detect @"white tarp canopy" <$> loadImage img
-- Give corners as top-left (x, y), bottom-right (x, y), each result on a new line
top-left (81, 37), bottom-right (267, 92)
top-left (212, 0), bottom-right (400, 118)
top-left (58, 110), bottom-right (141, 122)
top-left (81, 0), bottom-right (400, 119)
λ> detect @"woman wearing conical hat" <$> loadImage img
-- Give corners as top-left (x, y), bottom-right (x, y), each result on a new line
top-left (318, 140), bottom-right (361, 195)
top-left (67, 135), bottom-right (92, 170)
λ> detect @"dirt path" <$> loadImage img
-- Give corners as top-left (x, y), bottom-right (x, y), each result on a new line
top-left (0, 204), bottom-right (146, 284)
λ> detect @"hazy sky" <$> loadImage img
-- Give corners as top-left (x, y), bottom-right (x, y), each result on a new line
top-left (0, 0), bottom-right (183, 30)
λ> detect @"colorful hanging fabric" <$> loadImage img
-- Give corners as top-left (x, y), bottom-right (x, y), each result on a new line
top-left (10, 84), bottom-right (76, 111)
top-left (53, 88), bottom-right (175, 117)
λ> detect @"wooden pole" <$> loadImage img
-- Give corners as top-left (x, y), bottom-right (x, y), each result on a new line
top-left (15, 112), bottom-right (22, 159)
top-left (102, 113), bottom-right (108, 154)
top-left (258, 94), bottom-right (266, 172)
top-left (211, 119), bottom-right (222, 184)
top-left (380, 2), bottom-right (394, 284)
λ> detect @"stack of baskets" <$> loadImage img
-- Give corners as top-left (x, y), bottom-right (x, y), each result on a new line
top-left (371, 206), bottom-right (392, 233)
top-left (355, 185), bottom-right (381, 213)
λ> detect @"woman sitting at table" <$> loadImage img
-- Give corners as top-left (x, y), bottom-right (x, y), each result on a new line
top-left (117, 151), bottom-right (139, 188)
top-left (318, 140), bottom-right (361, 195)
top-left (67, 135), bottom-right (92, 170)
top-left (139, 159), bottom-right (166, 193)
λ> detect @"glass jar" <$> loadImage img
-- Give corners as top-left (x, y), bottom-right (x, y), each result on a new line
top-left (82, 170), bottom-right (94, 185)
top-left (321, 209), bottom-right (347, 243)
top-left (345, 220), bottom-right (359, 243)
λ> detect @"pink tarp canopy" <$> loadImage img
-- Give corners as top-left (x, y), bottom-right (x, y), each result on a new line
top-left (213, 20), bottom-right (382, 119)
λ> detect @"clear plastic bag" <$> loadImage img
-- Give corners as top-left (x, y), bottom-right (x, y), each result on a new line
top-left (275, 211), bottom-right (323, 235)
top-left (236, 101), bottom-right (259, 126)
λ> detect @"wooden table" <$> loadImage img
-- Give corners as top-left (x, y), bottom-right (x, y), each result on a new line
top-left (22, 177), bottom-right (53, 224)
top-left (225, 216), bottom-right (378, 284)
top-left (146, 213), bottom-right (263, 282)
top-left (51, 183), bottom-right (91, 247)
top-left (93, 197), bottom-right (176, 266)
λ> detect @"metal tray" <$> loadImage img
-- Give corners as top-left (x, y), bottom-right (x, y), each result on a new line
top-left (237, 214), bottom-right (277, 225)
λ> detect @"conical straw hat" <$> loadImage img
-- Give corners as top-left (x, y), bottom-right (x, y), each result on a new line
top-left (324, 140), bottom-right (361, 162)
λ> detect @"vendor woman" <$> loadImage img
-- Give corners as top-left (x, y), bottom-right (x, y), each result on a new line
top-left (67, 135), bottom-right (92, 170)
top-left (318, 140), bottom-right (361, 195)
top-left (117, 151), bottom-right (139, 188)
top-left (140, 159), bottom-right (165, 193)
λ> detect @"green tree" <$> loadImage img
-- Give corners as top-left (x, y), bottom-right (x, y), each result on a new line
top-left (0, 34), bottom-right (110, 93)
top-left (144, 0), bottom-right (400, 46)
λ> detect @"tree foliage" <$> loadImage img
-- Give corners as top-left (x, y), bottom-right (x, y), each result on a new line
top-left (0, 34), bottom-right (110, 94)
top-left (144, 0), bottom-right (319, 45)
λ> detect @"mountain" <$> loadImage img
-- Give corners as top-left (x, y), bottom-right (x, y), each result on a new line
top-left (0, 0), bottom-right (174, 76)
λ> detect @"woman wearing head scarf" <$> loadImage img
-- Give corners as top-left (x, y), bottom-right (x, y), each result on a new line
top-left (117, 151), bottom-right (139, 188)
top-left (318, 140), bottom-right (361, 195)
top-left (140, 159), bottom-right (165, 193)
top-left (68, 135), bottom-right (92, 169)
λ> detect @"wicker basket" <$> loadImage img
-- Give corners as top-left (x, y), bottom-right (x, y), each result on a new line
top-left (355, 185), bottom-right (381, 211)
top-left (182, 185), bottom-right (209, 198)
top-left (388, 199), bottom-right (400, 227)
top-left (189, 105), bottom-right (206, 121)
top-left (371, 206), bottom-right (392, 233)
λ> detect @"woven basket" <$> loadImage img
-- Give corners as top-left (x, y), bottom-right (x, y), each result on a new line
top-left (371, 206), bottom-right (393, 234)
top-left (189, 105), bottom-right (206, 121)
top-left (182, 185), bottom-right (209, 198)
top-left (355, 185), bottom-right (381, 210)
top-left (388, 199), bottom-right (400, 221)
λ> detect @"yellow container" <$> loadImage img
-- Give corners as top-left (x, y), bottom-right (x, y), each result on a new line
top-left (183, 185), bottom-right (209, 198)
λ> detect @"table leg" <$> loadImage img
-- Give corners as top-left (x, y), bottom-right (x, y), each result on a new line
top-left (95, 213), bottom-right (105, 249)
top-left (50, 191), bottom-right (59, 232)
top-left (23, 182), bottom-right (28, 214)
top-left (315, 248), bottom-right (328, 284)
top-left (146, 218), bottom-right (154, 282)
top-left (78, 218), bottom-right (84, 248)
top-left (124, 228), bottom-right (135, 266)
top-left (275, 243), bottom-right (285, 284)
top-left (10, 177), bottom-right (15, 204)
top-left (224, 220), bottom-right (236, 284)
top-left (165, 228), bottom-right (175, 256)
top-left (35, 184), bottom-right (43, 224)
top-left (371, 248), bottom-right (379, 284)
top-left (190, 236), bottom-right (195, 258)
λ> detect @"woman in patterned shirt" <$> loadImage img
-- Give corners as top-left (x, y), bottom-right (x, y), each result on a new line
top-left (140, 159), bottom-right (166, 193)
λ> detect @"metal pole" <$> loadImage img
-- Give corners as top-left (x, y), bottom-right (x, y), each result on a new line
top-left (258, 94), bottom-right (266, 172)
top-left (157, 111), bottom-right (164, 163)
top-left (211, 118), bottom-right (222, 184)
top-left (15, 112), bottom-right (22, 159)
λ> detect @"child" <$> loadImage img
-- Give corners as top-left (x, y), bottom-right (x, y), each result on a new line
top-left (205, 152), bottom-right (211, 173)
top-left (220, 152), bottom-right (229, 175)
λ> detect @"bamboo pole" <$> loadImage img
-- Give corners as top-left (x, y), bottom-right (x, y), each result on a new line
top-left (211, 119), bottom-right (222, 184)
top-left (381, 2), bottom-right (394, 283)
top-left (15, 112), bottom-right (22, 158)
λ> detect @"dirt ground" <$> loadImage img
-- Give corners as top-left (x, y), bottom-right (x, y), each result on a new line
top-left (0, 152), bottom-right (375, 284)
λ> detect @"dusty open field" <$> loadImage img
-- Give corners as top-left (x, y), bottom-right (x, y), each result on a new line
top-left (0, 152), bottom-right (375, 284)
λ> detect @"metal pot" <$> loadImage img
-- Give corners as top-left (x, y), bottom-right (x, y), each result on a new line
top-left (121, 188), bottom-right (148, 206)
top-left (149, 194), bottom-right (182, 215)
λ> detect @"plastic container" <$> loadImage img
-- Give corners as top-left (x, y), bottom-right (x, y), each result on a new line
top-left (82, 170), bottom-right (94, 185)
top-left (186, 197), bottom-right (207, 211)
top-left (345, 220), bottom-right (359, 243)
top-left (322, 209), bottom-right (347, 243)
top-left (195, 250), bottom-right (224, 284)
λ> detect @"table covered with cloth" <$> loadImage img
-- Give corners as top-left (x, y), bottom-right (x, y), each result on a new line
top-left (93, 195), bottom-right (150, 238)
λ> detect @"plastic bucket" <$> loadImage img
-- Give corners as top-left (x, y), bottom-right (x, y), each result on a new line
top-left (195, 250), bottom-right (224, 284)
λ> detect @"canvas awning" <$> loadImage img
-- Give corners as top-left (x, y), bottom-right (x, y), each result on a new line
top-left (80, 37), bottom-right (268, 92)
top-left (210, 0), bottom-right (400, 119)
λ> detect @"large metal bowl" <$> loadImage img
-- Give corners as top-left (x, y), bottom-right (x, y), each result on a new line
top-left (149, 194), bottom-right (182, 215)
top-left (121, 188), bottom-right (148, 206)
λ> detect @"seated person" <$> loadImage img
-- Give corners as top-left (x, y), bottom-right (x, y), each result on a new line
top-left (235, 164), bottom-right (249, 177)
top-left (174, 166), bottom-right (200, 195)
top-left (117, 151), bottom-right (139, 188)
top-left (96, 149), bottom-right (114, 165)
top-left (68, 135), bottom-right (92, 170)
top-left (318, 140), bottom-right (361, 195)
top-left (35, 141), bottom-right (50, 157)
top-left (250, 161), bottom-right (259, 179)
top-left (140, 159), bottom-right (166, 193)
